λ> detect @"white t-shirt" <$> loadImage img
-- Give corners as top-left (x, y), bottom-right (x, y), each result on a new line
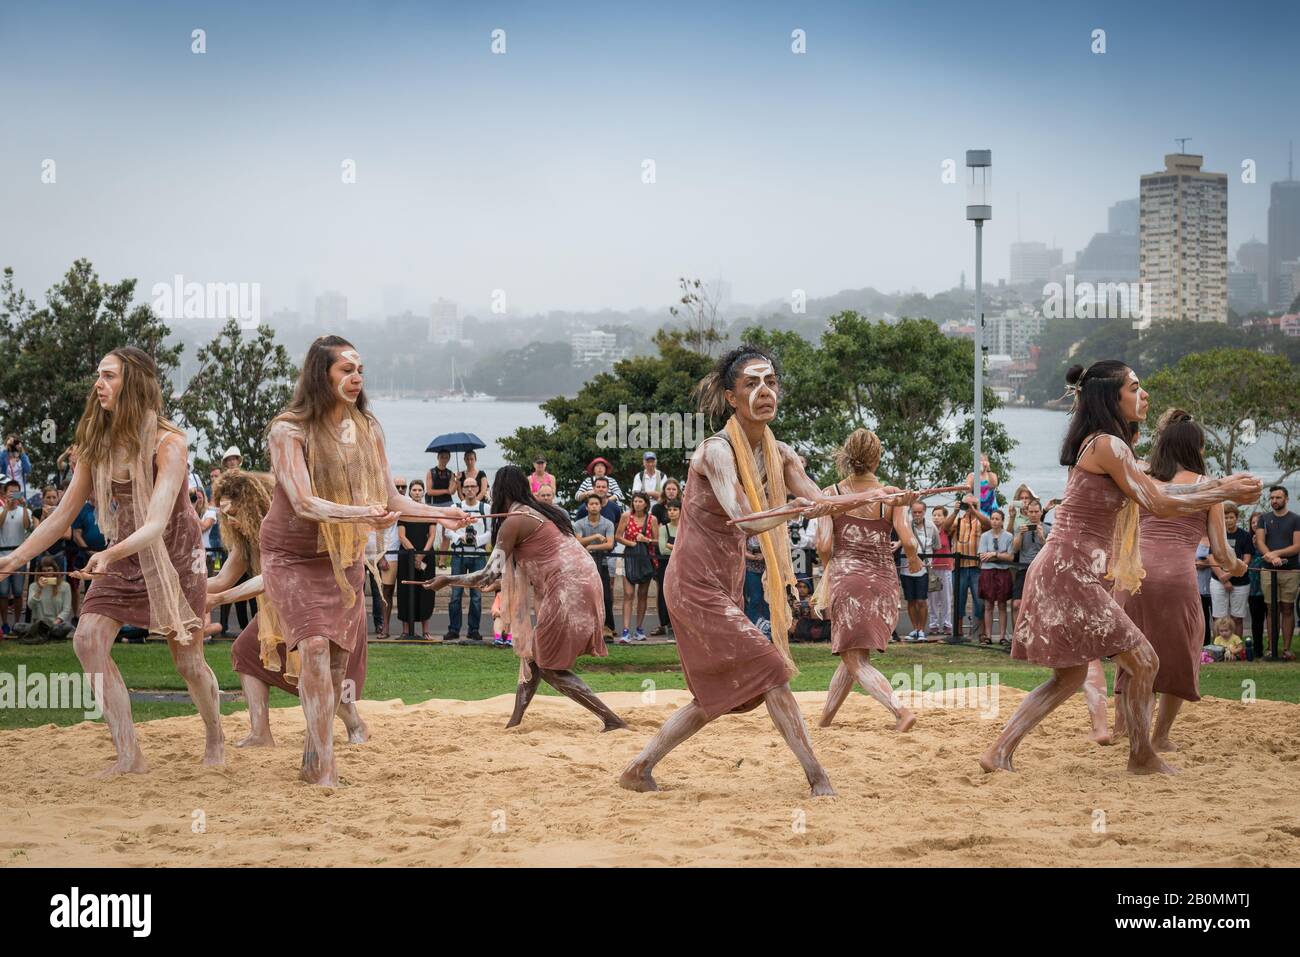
top-left (201, 507), bottom-right (219, 551)
top-left (632, 470), bottom-right (667, 496)
top-left (447, 498), bottom-right (492, 554)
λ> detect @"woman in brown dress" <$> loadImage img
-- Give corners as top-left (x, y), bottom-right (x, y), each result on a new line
top-left (0, 347), bottom-right (221, 777)
top-left (423, 465), bottom-right (625, 730)
top-left (619, 347), bottom-right (886, 797)
top-left (980, 361), bottom-right (1260, 775)
top-left (816, 428), bottom-right (920, 731)
top-left (1112, 410), bottom-right (1246, 751)
top-left (204, 470), bottom-right (370, 748)
top-left (263, 335), bottom-right (473, 786)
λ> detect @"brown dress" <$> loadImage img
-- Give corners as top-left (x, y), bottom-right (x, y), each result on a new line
top-left (80, 475), bottom-right (206, 634)
top-left (259, 484), bottom-right (365, 655)
top-left (1012, 465), bottom-right (1145, 668)
top-left (509, 507), bottom-right (607, 670)
top-left (826, 487), bottom-right (899, 655)
top-left (1114, 508), bottom-right (1207, 701)
top-left (664, 437), bottom-right (792, 719)
top-left (230, 613), bottom-right (367, 697)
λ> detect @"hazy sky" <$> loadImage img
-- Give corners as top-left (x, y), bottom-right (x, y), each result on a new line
top-left (3, 0), bottom-right (1296, 318)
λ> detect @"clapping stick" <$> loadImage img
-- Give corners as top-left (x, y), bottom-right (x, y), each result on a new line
top-left (726, 484), bottom-right (970, 526)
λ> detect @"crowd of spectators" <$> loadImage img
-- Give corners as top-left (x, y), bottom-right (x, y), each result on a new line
top-left (3, 432), bottom-right (1297, 663)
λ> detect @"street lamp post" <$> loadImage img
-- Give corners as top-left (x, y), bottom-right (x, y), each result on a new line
top-left (966, 149), bottom-right (992, 502)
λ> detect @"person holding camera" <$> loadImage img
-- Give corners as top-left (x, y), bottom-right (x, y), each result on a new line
top-left (1011, 498), bottom-right (1048, 630)
top-left (0, 479), bottom-right (36, 634)
top-left (444, 475), bottom-right (492, 641)
top-left (937, 493), bottom-right (992, 641)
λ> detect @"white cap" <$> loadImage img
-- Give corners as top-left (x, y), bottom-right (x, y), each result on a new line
top-left (221, 446), bottom-right (243, 462)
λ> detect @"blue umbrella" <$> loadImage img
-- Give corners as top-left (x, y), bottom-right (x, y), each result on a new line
top-left (425, 432), bottom-right (486, 454)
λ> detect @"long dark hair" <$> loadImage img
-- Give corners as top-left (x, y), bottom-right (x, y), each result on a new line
top-left (492, 465), bottom-right (572, 539)
top-left (1059, 360), bottom-right (1138, 466)
top-left (693, 344), bottom-right (782, 421)
top-left (1147, 409), bottom-right (1207, 481)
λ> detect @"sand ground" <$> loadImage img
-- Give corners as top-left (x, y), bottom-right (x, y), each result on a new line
top-left (2, 687), bottom-right (1298, 867)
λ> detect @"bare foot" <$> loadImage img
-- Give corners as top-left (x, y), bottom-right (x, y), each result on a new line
top-left (618, 766), bottom-right (659, 792)
top-left (979, 748), bottom-right (1015, 773)
top-left (299, 752), bottom-right (339, 786)
top-left (895, 709), bottom-right (917, 733)
top-left (93, 754), bottom-right (149, 779)
top-left (504, 716), bottom-right (523, 730)
top-left (602, 718), bottom-right (630, 732)
top-left (344, 718), bottom-right (371, 744)
top-left (817, 715), bottom-right (835, 728)
top-left (203, 739), bottom-right (225, 766)
top-left (235, 732), bottom-right (276, 748)
top-left (810, 776), bottom-right (836, 797)
top-left (1089, 730), bottom-right (1113, 746)
top-left (1127, 752), bottom-right (1180, 775)
top-left (1150, 737), bottom-right (1178, 753)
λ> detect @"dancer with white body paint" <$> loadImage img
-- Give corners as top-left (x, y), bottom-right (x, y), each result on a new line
top-left (0, 347), bottom-right (219, 777)
top-left (981, 361), bottom-right (1260, 775)
top-left (619, 347), bottom-right (916, 796)
top-left (262, 335), bottom-right (473, 786)
top-left (815, 427), bottom-right (920, 731)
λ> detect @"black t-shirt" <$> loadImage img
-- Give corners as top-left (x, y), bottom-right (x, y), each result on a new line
top-left (1225, 526), bottom-right (1254, 586)
top-left (426, 467), bottom-right (454, 505)
top-left (1259, 510), bottom-right (1300, 570)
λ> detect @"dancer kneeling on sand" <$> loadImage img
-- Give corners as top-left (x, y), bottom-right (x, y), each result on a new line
top-left (204, 470), bottom-right (371, 748)
top-left (263, 335), bottom-right (473, 786)
top-left (619, 347), bottom-right (916, 797)
top-left (980, 361), bottom-right (1259, 776)
top-left (1110, 409), bottom-right (1248, 751)
top-left (0, 347), bottom-right (221, 777)
top-left (814, 427), bottom-right (920, 732)
top-left (421, 465), bottom-right (628, 732)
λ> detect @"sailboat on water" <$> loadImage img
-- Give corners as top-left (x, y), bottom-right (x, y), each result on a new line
top-left (443, 356), bottom-right (495, 402)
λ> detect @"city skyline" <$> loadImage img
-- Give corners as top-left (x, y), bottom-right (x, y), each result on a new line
top-left (4, 1), bottom-right (1298, 318)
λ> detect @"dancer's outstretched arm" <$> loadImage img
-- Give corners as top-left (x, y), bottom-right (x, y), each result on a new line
top-left (0, 461), bottom-right (92, 576)
top-left (695, 437), bottom-right (818, 534)
top-left (206, 542), bottom-right (248, 594)
top-left (421, 521), bottom-right (522, 592)
top-left (269, 420), bottom-right (398, 528)
top-left (1087, 436), bottom-right (1260, 517)
top-left (87, 433), bottom-right (188, 569)
top-left (210, 574), bottom-right (264, 607)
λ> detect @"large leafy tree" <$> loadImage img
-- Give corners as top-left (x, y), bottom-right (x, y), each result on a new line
top-left (499, 329), bottom-right (713, 499)
top-left (747, 313), bottom-right (1015, 491)
top-left (0, 260), bottom-right (182, 483)
top-left (174, 319), bottom-right (298, 472)
top-left (1143, 348), bottom-right (1300, 476)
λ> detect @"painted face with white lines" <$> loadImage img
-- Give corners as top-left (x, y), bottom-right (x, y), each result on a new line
top-left (332, 349), bottom-right (364, 404)
top-left (728, 359), bottom-right (779, 424)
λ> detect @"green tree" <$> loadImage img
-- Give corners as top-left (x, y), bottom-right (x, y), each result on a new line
top-left (1143, 348), bottom-right (1296, 474)
top-left (174, 319), bottom-right (297, 472)
top-left (0, 260), bottom-right (182, 483)
top-left (747, 313), bottom-right (1015, 491)
top-left (498, 329), bottom-right (713, 499)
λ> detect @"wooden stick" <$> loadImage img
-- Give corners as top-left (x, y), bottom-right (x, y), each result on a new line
top-left (726, 484), bottom-right (970, 525)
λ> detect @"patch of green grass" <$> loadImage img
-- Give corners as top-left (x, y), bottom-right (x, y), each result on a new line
top-left (1, 639), bottom-right (1295, 730)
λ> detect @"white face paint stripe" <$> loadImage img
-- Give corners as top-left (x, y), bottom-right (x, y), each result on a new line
top-left (742, 361), bottom-right (776, 416)
top-left (337, 351), bottom-right (362, 402)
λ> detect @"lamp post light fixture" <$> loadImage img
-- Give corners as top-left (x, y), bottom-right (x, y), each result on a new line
top-left (965, 149), bottom-right (991, 501)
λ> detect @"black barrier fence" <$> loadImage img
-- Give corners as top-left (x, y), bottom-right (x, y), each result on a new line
top-left (14, 542), bottom-right (1296, 657)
